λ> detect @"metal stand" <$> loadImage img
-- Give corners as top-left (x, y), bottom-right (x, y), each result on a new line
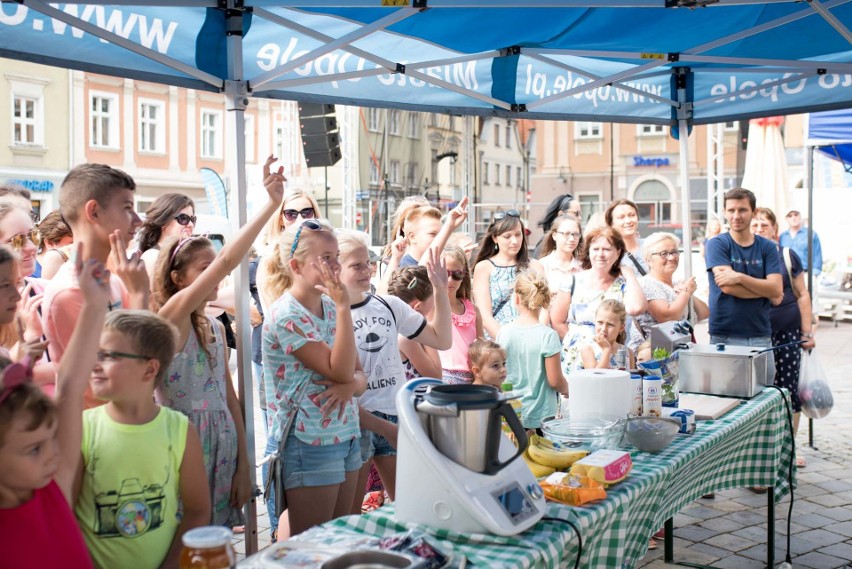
top-left (664, 487), bottom-right (775, 569)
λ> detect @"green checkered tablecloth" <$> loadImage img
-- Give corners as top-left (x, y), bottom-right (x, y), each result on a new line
top-left (240, 388), bottom-right (794, 569)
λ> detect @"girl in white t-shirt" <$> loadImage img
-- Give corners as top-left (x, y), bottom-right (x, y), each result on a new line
top-left (335, 231), bottom-right (452, 513)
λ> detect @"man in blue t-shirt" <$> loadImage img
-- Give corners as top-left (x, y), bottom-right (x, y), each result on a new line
top-left (705, 188), bottom-right (782, 350)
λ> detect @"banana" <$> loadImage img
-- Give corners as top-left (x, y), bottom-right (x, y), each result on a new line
top-left (527, 438), bottom-right (590, 469)
top-left (522, 448), bottom-right (556, 478)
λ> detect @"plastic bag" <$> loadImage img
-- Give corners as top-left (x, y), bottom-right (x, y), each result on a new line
top-left (799, 349), bottom-right (834, 419)
top-left (638, 350), bottom-right (680, 408)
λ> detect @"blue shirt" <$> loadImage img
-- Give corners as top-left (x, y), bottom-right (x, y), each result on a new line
top-left (779, 229), bottom-right (822, 275)
top-left (705, 233), bottom-right (781, 338)
top-left (398, 253), bottom-right (418, 267)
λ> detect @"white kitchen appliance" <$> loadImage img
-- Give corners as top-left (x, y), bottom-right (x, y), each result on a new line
top-left (395, 379), bottom-right (546, 536)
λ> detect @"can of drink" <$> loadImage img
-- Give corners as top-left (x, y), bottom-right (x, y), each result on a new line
top-left (642, 376), bottom-right (663, 418)
top-left (630, 373), bottom-right (643, 416)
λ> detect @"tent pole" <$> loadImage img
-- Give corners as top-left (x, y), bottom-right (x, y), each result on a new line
top-left (676, 68), bottom-right (693, 280)
top-left (223, 5), bottom-right (259, 555)
top-left (806, 144), bottom-right (816, 450)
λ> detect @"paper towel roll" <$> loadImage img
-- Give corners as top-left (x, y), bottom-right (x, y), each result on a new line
top-left (567, 369), bottom-right (632, 419)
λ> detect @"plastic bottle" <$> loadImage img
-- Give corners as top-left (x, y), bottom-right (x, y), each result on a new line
top-left (180, 526), bottom-right (235, 569)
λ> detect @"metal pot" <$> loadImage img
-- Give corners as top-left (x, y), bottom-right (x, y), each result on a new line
top-left (414, 384), bottom-right (526, 475)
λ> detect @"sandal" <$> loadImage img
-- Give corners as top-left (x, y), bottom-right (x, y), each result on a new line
top-left (795, 456), bottom-right (807, 468)
top-left (653, 528), bottom-right (666, 539)
top-left (232, 525), bottom-right (245, 535)
top-left (748, 486), bottom-right (768, 494)
top-left (361, 490), bottom-right (384, 514)
top-left (648, 538), bottom-right (658, 551)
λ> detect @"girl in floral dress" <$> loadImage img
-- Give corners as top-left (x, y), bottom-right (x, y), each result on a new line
top-left (153, 156), bottom-right (285, 526)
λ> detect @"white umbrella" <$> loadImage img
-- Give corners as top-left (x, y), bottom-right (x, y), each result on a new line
top-left (741, 116), bottom-right (791, 216)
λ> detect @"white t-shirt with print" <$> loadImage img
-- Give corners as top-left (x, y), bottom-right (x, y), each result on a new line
top-left (352, 295), bottom-right (426, 414)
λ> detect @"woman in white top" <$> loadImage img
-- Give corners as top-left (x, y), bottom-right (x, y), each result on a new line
top-left (538, 213), bottom-right (584, 293)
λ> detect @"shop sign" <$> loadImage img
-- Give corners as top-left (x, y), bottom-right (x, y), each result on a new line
top-left (7, 179), bottom-right (55, 192)
top-left (632, 156), bottom-right (671, 168)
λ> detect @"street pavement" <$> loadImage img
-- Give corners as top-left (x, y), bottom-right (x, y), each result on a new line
top-left (233, 320), bottom-right (852, 567)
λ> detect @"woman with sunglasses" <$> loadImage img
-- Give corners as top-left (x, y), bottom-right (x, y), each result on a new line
top-left (472, 209), bottom-right (541, 339)
top-left (137, 193), bottom-right (197, 284)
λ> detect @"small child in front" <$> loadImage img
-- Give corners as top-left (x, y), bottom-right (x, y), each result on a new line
top-left (469, 339), bottom-right (508, 389)
top-left (75, 310), bottom-right (210, 569)
top-left (0, 252), bottom-right (108, 568)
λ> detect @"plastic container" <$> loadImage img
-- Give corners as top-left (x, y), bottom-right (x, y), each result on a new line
top-left (642, 376), bottom-right (663, 418)
top-left (540, 415), bottom-right (625, 451)
top-left (625, 416), bottom-right (680, 453)
top-left (180, 526), bottom-right (235, 569)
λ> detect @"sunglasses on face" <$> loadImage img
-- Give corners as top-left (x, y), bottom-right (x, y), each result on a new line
top-left (174, 213), bottom-right (197, 226)
top-left (6, 229), bottom-right (39, 250)
top-left (289, 219), bottom-right (324, 258)
top-left (492, 209), bottom-right (520, 223)
top-left (447, 269), bottom-right (466, 281)
top-left (282, 207), bottom-right (316, 223)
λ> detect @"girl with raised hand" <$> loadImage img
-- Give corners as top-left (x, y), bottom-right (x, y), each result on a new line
top-left (386, 266), bottom-right (443, 382)
top-left (152, 155), bottom-right (285, 527)
top-left (472, 210), bottom-right (542, 339)
top-left (0, 247), bottom-right (110, 568)
top-left (262, 220), bottom-right (365, 536)
top-left (496, 270), bottom-right (568, 431)
top-left (335, 230), bottom-right (451, 513)
top-left (438, 246), bottom-right (482, 384)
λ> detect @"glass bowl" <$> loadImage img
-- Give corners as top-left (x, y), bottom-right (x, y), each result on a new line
top-left (540, 415), bottom-right (626, 451)
top-left (625, 416), bottom-right (680, 453)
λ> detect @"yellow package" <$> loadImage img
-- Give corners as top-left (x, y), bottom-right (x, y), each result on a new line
top-left (540, 473), bottom-right (607, 506)
top-left (569, 450), bottom-right (632, 486)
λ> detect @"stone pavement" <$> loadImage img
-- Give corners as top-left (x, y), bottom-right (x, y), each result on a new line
top-left (232, 321), bottom-right (852, 568)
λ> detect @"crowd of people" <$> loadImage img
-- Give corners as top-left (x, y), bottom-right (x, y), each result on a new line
top-left (0, 156), bottom-right (817, 568)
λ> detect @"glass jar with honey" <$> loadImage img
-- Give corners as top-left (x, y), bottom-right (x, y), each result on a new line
top-left (179, 526), bottom-right (235, 569)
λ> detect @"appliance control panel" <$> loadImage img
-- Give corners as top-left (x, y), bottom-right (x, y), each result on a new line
top-left (490, 482), bottom-right (539, 524)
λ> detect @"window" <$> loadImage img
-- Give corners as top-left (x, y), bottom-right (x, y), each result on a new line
top-left (505, 124), bottom-right (512, 149)
top-left (638, 124), bottom-right (666, 136)
top-left (368, 108), bottom-right (380, 132)
top-left (494, 163), bottom-right (501, 185)
top-left (90, 92), bottom-right (119, 148)
top-left (390, 160), bottom-right (401, 184)
top-left (138, 99), bottom-right (165, 153)
top-left (724, 121), bottom-right (739, 131)
top-left (389, 111), bottom-right (400, 135)
top-left (12, 96), bottom-right (38, 145)
top-left (576, 122), bottom-right (602, 139)
top-left (516, 166), bottom-right (523, 188)
top-left (244, 114), bottom-right (256, 163)
top-left (201, 109), bottom-right (222, 159)
top-left (407, 113), bottom-right (420, 138)
top-left (369, 162), bottom-right (380, 185)
top-left (483, 161), bottom-right (490, 184)
top-left (506, 165), bottom-right (512, 187)
top-left (405, 162), bottom-right (417, 186)
top-left (275, 123), bottom-right (286, 164)
top-left (494, 124), bottom-right (500, 147)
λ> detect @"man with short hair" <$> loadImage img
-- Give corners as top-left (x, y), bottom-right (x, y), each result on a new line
top-left (779, 209), bottom-right (822, 276)
top-left (705, 188), bottom-right (782, 353)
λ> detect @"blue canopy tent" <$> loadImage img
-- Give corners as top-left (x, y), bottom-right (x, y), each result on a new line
top-left (808, 108), bottom-right (852, 172)
top-left (3, 1), bottom-right (852, 549)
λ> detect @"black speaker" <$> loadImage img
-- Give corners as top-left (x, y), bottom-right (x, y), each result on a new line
top-left (299, 102), bottom-right (341, 168)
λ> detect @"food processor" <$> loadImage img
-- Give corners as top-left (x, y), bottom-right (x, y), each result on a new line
top-left (395, 379), bottom-right (546, 536)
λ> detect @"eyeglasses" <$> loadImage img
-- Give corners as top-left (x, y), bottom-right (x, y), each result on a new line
top-left (174, 213), bottom-right (197, 226)
top-left (492, 209), bottom-right (520, 223)
top-left (290, 219), bottom-right (323, 258)
top-left (6, 229), bottom-right (39, 250)
top-left (555, 230), bottom-right (581, 240)
top-left (282, 207), bottom-right (316, 223)
top-left (447, 269), bottom-right (466, 281)
top-left (652, 250), bottom-right (680, 260)
top-left (96, 350), bottom-right (152, 363)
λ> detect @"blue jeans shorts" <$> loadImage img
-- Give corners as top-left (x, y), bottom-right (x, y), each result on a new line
top-left (282, 430), bottom-right (362, 490)
top-left (359, 410), bottom-right (398, 463)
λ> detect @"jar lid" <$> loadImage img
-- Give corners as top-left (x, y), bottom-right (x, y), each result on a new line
top-left (182, 526), bottom-right (232, 549)
top-left (425, 384), bottom-right (500, 408)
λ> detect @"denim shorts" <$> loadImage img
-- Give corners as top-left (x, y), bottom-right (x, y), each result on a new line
top-left (282, 430), bottom-right (362, 490)
top-left (359, 410), bottom-right (399, 462)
